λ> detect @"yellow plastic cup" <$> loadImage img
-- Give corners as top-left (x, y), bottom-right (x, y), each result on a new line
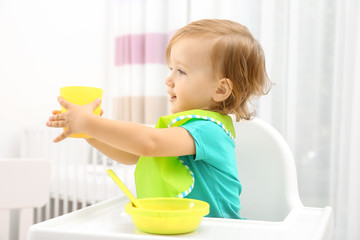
top-left (60, 86), bottom-right (103, 138)
top-left (125, 198), bottom-right (209, 235)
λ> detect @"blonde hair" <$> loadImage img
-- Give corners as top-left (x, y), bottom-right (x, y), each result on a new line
top-left (166, 19), bottom-right (272, 121)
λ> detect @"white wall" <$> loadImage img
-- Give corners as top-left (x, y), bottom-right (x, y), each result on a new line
top-left (0, 0), bottom-right (108, 157)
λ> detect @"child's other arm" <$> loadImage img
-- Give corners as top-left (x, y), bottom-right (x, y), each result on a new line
top-left (85, 117), bottom-right (196, 157)
top-left (85, 138), bottom-right (139, 165)
top-left (47, 97), bottom-right (195, 157)
top-left (49, 106), bottom-right (139, 164)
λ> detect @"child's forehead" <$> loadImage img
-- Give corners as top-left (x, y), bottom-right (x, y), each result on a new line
top-left (168, 37), bottom-right (216, 72)
top-left (171, 36), bottom-right (216, 54)
top-left (166, 34), bottom-right (218, 68)
top-left (171, 38), bottom-right (211, 57)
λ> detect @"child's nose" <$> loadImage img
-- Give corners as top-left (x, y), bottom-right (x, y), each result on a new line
top-left (165, 75), bottom-right (174, 87)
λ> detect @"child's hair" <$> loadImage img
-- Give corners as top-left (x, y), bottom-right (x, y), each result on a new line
top-left (166, 19), bottom-right (272, 121)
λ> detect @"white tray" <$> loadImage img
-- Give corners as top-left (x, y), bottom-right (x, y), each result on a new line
top-left (28, 196), bottom-right (333, 240)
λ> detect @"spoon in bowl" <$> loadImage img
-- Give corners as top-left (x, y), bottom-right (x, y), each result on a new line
top-left (107, 169), bottom-right (144, 209)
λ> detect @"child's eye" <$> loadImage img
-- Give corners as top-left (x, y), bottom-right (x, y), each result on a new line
top-left (178, 69), bottom-right (186, 75)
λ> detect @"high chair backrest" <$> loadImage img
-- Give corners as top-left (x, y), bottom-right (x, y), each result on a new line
top-left (234, 118), bottom-right (303, 221)
top-left (0, 159), bottom-right (50, 240)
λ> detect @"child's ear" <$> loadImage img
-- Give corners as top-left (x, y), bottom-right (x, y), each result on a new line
top-left (213, 78), bottom-right (233, 102)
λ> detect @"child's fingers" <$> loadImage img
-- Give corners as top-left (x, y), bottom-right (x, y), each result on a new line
top-left (46, 119), bottom-right (65, 128)
top-left (53, 129), bottom-right (72, 143)
top-left (46, 113), bottom-right (67, 128)
top-left (87, 98), bottom-right (102, 111)
top-left (52, 110), bottom-right (62, 115)
top-left (57, 96), bottom-right (73, 109)
top-left (48, 112), bottom-right (65, 122)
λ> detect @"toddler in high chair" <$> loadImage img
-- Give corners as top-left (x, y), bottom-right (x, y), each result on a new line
top-left (47, 19), bottom-right (271, 219)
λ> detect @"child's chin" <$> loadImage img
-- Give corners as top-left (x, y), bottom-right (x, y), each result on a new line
top-left (170, 107), bottom-right (180, 114)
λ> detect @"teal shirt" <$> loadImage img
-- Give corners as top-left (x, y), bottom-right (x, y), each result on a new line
top-left (180, 119), bottom-right (242, 219)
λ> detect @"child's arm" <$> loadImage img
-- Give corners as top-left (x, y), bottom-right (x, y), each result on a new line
top-left (50, 109), bottom-right (139, 164)
top-left (84, 117), bottom-right (195, 157)
top-left (47, 97), bottom-right (195, 157)
top-left (85, 138), bottom-right (139, 165)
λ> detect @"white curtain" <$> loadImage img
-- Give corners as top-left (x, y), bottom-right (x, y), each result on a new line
top-left (108, 0), bottom-right (360, 239)
top-left (329, 0), bottom-right (360, 239)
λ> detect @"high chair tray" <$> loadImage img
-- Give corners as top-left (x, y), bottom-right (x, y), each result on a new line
top-left (28, 196), bottom-right (332, 240)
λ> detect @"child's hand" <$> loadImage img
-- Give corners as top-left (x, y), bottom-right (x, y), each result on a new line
top-left (46, 96), bottom-right (101, 142)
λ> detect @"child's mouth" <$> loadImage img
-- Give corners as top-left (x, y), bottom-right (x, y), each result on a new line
top-left (170, 96), bottom-right (177, 101)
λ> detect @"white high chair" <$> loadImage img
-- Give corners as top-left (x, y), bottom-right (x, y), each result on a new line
top-left (25, 118), bottom-right (333, 240)
top-left (234, 118), bottom-right (334, 237)
top-left (0, 158), bottom-right (50, 240)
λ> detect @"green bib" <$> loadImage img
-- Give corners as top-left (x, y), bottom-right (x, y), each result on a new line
top-left (134, 109), bottom-right (236, 198)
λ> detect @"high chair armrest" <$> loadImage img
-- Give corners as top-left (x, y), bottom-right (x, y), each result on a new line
top-left (283, 206), bottom-right (334, 240)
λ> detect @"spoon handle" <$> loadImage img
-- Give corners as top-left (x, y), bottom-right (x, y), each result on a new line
top-left (107, 169), bottom-right (144, 208)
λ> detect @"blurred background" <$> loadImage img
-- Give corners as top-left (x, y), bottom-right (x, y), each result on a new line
top-left (0, 0), bottom-right (359, 239)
